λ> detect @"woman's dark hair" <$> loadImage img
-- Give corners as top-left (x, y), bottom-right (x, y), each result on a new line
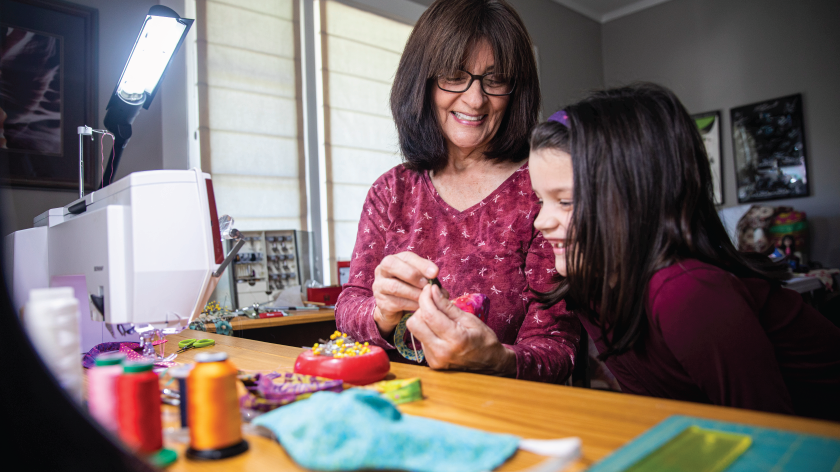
top-left (391, 0), bottom-right (540, 172)
top-left (532, 83), bottom-right (788, 360)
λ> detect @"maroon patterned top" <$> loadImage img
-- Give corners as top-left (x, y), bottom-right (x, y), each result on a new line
top-left (335, 163), bottom-right (579, 383)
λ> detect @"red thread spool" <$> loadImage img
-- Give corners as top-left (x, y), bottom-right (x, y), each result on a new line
top-left (117, 362), bottom-right (162, 453)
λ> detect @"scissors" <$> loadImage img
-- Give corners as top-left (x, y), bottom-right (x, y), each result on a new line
top-left (177, 338), bottom-right (215, 353)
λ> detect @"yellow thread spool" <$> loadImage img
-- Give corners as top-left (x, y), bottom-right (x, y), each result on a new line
top-left (186, 352), bottom-right (249, 460)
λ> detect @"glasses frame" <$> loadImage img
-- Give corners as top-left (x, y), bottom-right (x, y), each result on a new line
top-left (436, 70), bottom-right (515, 96)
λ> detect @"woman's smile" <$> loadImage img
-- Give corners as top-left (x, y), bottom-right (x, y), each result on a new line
top-left (451, 111), bottom-right (487, 125)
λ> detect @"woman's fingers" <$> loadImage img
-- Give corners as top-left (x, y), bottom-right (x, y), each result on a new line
top-left (374, 292), bottom-right (419, 315)
top-left (429, 285), bottom-right (463, 321)
top-left (377, 255), bottom-right (427, 290)
top-left (372, 274), bottom-right (423, 302)
top-left (417, 284), bottom-right (457, 339)
top-left (395, 251), bottom-right (439, 281)
top-left (405, 311), bottom-right (436, 342)
top-left (372, 253), bottom-right (436, 321)
top-left (405, 312), bottom-right (450, 370)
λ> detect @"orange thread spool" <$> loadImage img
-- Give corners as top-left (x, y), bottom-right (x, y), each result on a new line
top-left (186, 352), bottom-right (248, 460)
top-left (117, 362), bottom-right (162, 453)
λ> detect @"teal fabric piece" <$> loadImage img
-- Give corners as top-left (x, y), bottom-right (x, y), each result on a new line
top-left (253, 389), bottom-right (519, 472)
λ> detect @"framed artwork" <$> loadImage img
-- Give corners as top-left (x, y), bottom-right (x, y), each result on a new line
top-left (0, 0), bottom-right (98, 190)
top-left (692, 110), bottom-right (723, 205)
top-left (730, 94), bottom-right (808, 203)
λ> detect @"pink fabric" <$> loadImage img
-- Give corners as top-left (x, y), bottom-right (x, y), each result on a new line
top-left (451, 293), bottom-right (490, 321)
top-left (335, 163), bottom-right (579, 383)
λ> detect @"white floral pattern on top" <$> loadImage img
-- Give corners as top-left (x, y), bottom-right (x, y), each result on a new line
top-left (334, 163), bottom-right (579, 383)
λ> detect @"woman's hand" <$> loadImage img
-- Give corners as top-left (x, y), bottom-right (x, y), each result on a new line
top-left (407, 284), bottom-right (516, 376)
top-left (372, 252), bottom-right (439, 337)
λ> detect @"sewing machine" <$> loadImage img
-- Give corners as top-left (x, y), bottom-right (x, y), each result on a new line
top-left (5, 168), bottom-right (242, 352)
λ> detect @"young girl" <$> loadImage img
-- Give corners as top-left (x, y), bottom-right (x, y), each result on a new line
top-left (528, 83), bottom-right (840, 420)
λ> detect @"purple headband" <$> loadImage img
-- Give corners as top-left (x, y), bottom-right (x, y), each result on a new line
top-left (548, 110), bottom-right (569, 127)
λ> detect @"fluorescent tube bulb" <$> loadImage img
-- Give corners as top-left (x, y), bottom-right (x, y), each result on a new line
top-left (117, 16), bottom-right (187, 104)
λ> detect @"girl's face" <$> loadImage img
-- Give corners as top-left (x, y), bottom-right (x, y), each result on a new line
top-left (529, 148), bottom-right (574, 276)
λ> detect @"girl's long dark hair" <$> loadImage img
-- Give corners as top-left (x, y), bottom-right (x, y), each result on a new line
top-left (532, 83), bottom-right (788, 360)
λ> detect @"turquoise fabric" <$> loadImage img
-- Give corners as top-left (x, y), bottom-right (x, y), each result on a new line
top-left (253, 389), bottom-right (519, 472)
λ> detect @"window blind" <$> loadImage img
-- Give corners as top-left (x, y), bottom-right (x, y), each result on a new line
top-left (197, 0), bottom-right (305, 231)
top-left (319, 0), bottom-right (413, 279)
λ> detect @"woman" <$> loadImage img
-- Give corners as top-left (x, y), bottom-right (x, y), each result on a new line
top-left (528, 83), bottom-right (840, 419)
top-left (335, 0), bottom-right (579, 382)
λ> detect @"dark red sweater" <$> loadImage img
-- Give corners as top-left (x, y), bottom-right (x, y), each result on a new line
top-left (579, 259), bottom-right (840, 420)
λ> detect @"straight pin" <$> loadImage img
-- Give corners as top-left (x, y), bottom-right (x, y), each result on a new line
top-left (411, 331), bottom-right (419, 362)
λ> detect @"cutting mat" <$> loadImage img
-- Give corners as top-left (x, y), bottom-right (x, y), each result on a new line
top-left (588, 415), bottom-right (840, 472)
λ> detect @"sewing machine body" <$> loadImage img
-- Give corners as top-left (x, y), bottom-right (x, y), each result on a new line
top-left (5, 169), bottom-right (223, 336)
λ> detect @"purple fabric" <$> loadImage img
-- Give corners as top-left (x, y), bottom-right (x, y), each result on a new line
top-left (240, 372), bottom-right (344, 412)
top-left (548, 110), bottom-right (569, 127)
top-left (335, 163), bottom-right (579, 383)
top-left (82, 341), bottom-right (174, 370)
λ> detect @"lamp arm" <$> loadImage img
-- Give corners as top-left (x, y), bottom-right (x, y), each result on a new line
top-left (100, 132), bottom-right (129, 189)
top-left (100, 95), bottom-right (141, 188)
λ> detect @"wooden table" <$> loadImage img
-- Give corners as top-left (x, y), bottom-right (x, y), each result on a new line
top-left (162, 330), bottom-right (840, 471)
top-left (202, 309), bottom-right (335, 332)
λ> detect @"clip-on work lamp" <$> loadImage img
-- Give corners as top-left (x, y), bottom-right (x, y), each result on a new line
top-left (99, 5), bottom-right (193, 189)
top-left (6, 5), bottom-right (249, 362)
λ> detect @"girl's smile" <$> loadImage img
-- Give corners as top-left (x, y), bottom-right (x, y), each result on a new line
top-left (529, 148), bottom-right (574, 276)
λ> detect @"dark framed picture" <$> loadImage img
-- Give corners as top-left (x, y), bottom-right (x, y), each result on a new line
top-left (0, 0), bottom-right (97, 190)
top-left (730, 94), bottom-right (808, 203)
top-left (692, 110), bottom-right (723, 205)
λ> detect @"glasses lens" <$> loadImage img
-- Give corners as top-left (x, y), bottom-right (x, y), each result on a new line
top-left (437, 71), bottom-right (472, 92)
top-left (482, 74), bottom-right (512, 95)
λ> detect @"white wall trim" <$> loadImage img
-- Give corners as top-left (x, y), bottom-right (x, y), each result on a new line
top-left (601, 0), bottom-right (673, 23)
top-left (550, 0), bottom-right (602, 22)
top-left (551, 0), bottom-right (673, 23)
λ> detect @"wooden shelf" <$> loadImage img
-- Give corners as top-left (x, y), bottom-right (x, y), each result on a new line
top-left (202, 308), bottom-right (335, 332)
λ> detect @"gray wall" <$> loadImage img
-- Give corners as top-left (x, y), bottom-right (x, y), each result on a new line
top-left (407, 0), bottom-right (604, 118)
top-left (512, 0), bottom-right (603, 116)
top-left (602, 0), bottom-right (840, 267)
top-left (1, 0), bottom-right (190, 235)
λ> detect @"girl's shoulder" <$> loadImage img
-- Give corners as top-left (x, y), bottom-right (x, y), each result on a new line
top-left (650, 259), bottom-right (732, 287)
top-left (647, 259), bottom-right (747, 316)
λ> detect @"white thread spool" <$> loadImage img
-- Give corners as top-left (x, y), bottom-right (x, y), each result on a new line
top-left (24, 287), bottom-right (84, 403)
top-left (88, 352), bottom-right (124, 432)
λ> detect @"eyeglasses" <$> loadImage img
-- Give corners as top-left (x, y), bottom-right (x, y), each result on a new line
top-left (436, 70), bottom-right (515, 96)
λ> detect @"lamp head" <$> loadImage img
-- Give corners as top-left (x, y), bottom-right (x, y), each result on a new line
top-left (111, 5), bottom-right (193, 110)
top-left (100, 6), bottom-right (193, 189)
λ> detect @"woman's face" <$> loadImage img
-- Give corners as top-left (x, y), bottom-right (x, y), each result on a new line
top-left (432, 40), bottom-right (510, 158)
top-left (530, 147), bottom-right (574, 276)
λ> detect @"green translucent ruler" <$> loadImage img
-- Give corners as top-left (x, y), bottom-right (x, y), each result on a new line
top-left (623, 426), bottom-right (751, 472)
top-left (589, 415), bottom-right (840, 472)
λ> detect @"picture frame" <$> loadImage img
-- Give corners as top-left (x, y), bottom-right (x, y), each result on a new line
top-left (0, 0), bottom-right (98, 190)
top-left (337, 260), bottom-right (351, 287)
top-left (692, 110), bottom-right (724, 205)
top-left (730, 94), bottom-right (809, 203)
